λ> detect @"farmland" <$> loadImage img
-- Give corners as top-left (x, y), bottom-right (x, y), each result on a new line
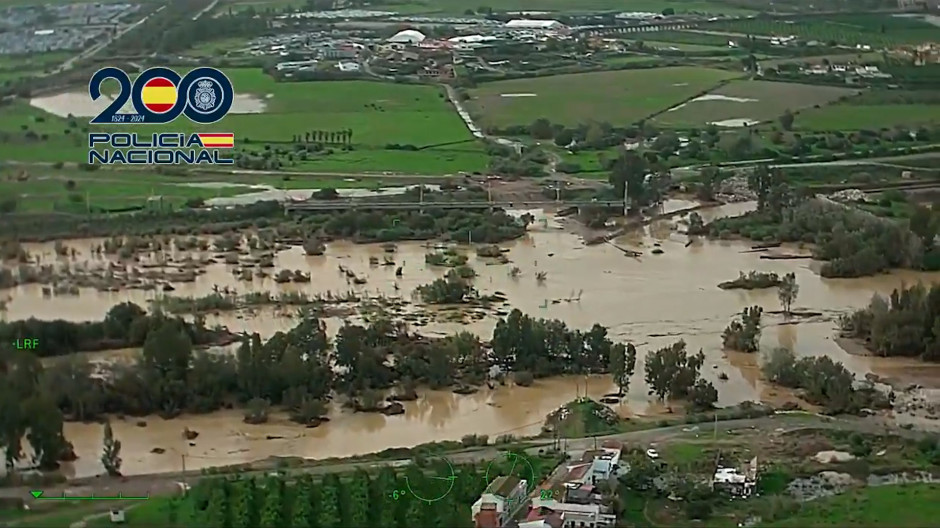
top-left (226, 0), bottom-right (755, 15)
top-left (0, 165), bottom-right (424, 213)
top-left (794, 103), bottom-right (940, 131)
top-left (709, 14), bottom-right (940, 47)
top-left (0, 68), bottom-right (487, 174)
top-left (654, 80), bottom-right (856, 128)
top-left (466, 67), bottom-right (740, 128)
top-left (763, 484), bottom-right (940, 527)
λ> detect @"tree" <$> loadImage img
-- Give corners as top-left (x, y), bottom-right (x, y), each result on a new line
top-left (779, 110), bottom-right (795, 131)
top-left (608, 150), bottom-right (649, 209)
top-left (909, 205), bottom-right (937, 249)
top-left (609, 343), bottom-right (637, 395)
top-left (101, 420), bottom-right (122, 476)
top-left (778, 272), bottom-right (799, 315)
top-left (688, 379), bottom-right (718, 411)
top-left (528, 118), bottom-right (553, 140)
top-left (644, 341), bottom-right (706, 402)
top-left (554, 128), bottom-right (574, 147)
top-left (24, 395), bottom-right (67, 470)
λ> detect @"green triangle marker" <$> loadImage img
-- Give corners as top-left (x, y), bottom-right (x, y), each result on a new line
top-left (30, 491), bottom-right (43, 499)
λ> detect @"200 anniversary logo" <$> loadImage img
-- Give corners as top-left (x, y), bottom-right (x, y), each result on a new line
top-left (87, 66), bottom-right (235, 165)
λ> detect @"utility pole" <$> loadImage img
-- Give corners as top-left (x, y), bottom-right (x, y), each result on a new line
top-left (623, 180), bottom-right (629, 217)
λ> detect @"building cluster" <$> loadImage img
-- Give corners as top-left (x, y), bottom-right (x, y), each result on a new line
top-left (800, 63), bottom-right (891, 79)
top-left (0, 2), bottom-right (137, 55)
top-left (473, 442), bottom-right (623, 528)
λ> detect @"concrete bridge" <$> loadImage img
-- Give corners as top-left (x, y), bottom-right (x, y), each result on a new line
top-left (284, 200), bottom-right (626, 214)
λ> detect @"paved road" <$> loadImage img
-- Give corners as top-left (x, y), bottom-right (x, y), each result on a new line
top-left (0, 413), bottom-right (900, 504)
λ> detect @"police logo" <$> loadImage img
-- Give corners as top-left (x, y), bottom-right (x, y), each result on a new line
top-left (89, 66), bottom-right (233, 125)
top-left (188, 77), bottom-right (223, 115)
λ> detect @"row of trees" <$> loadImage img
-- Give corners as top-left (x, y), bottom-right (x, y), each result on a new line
top-left (158, 452), bottom-right (551, 528)
top-left (0, 302), bottom-right (225, 358)
top-left (709, 166), bottom-right (924, 278)
top-left (291, 130), bottom-right (355, 146)
top-left (644, 341), bottom-right (718, 412)
top-left (762, 347), bottom-right (890, 414)
top-left (840, 282), bottom-right (940, 361)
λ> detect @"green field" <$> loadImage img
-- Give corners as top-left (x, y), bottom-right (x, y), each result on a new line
top-left (638, 40), bottom-right (734, 52)
top-left (654, 80), bottom-right (855, 127)
top-left (762, 484), bottom-right (940, 527)
top-left (0, 51), bottom-right (72, 84)
top-left (637, 30), bottom-right (736, 47)
top-left (0, 68), bottom-right (487, 174)
top-left (0, 166), bottom-right (426, 213)
top-left (711, 14), bottom-right (940, 47)
top-left (467, 67), bottom-right (740, 128)
top-left (795, 104), bottom-right (940, 131)
top-left (227, 0), bottom-right (754, 15)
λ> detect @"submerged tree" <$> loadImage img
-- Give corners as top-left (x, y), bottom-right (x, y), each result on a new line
top-left (778, 272), bottom-right (799, 315)
top-left (101, 420), bottom-right (122, 476)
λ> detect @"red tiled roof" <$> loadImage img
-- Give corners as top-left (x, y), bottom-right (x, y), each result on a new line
top-left (563, 463), bottom-right (591, 482)
top-left (475, 509), bottom-right (500, 528)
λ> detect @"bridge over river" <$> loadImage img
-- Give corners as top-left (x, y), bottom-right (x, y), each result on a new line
top-left (284, 199), bottom-right (627, 213)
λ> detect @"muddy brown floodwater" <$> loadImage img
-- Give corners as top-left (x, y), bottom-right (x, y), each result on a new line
top-left (5, 202), bottom-right (940, 479)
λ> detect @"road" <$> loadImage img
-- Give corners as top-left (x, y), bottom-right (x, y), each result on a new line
top-left (49, 7), bottom-right (162, 75)
top-left (0, 413), bottom-right (902, 505)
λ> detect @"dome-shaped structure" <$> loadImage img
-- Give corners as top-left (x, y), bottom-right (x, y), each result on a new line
top-left (387, 29), bottom-right (426, 44)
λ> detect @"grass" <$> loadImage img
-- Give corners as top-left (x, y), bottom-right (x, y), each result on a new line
top-left (795, 104), bottom-right (940, 131)
top-left (467, 67), bottom-right (741, 128)
top-left (760, 484), bottom-right (940, 527)
top-left (0, 166), bottom-right (425, 213)
top-left (654, 80), bottom-right (856, 127)
top-left (0, 68), bottom-right (486, 174)
top-left (637, 40), bottom-right (734, 52)
top-left (227, 0), bottom-right (754, 15)
top-left (638, 30), bottom-right (736, 47)
top-left (711, 14), bottom-right (940, 47)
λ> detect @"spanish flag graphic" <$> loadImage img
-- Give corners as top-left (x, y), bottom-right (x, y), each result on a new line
top-left (140, 77), bottom-right (177, 114)
top-left (196, 133), bottom-right (235, 149)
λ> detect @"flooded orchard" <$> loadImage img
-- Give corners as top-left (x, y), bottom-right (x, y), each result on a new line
top-left (5, 202), bottom-right (940, 478)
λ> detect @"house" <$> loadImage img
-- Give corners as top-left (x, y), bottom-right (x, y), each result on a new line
top-left (712, 456), bottom-right (758, 498)
top-left (519, 508), bottom-right (564, 528)
top-left (528, 499), bottom-right (617, 528)
top-left (562, 483), bottom-right (599, 505)
top-left (505, 19), bottom-right (565, 31)
top-left (472, 475), bottom-right (528, 527)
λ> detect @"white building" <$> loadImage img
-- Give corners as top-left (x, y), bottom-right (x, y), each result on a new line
top-left (528, 500), bottom-right (616, 528)
top-left (472, 476), bottom-right (528, 527)
top-left (505, 19), bottom-right (565, 30)
top-left (387, 29), bottom-right (426, 44)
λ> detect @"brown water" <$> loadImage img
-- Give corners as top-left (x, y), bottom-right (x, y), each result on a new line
top-left (5, 202), bottom-right (940, 478)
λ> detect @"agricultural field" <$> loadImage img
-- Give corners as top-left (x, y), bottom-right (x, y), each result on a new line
top-left (763, 484), bottom-right (940, 527)
top-left (225, 0), bottom-right (755, 15)
top-left (466, 67), bottom-right (741, 128)
top-left (0, 51), bottom-right (71, 84)
top-left (635, 30), bottom-right (735, 47)
top-left (0, 68), bottom-right (486, 174)
top-left (636, 40), bottom-right (734, 52)
top-left (654, 80), bottom-right (856, 128)
top-left (710, 14), bottom-right (940, 47)
top-left (793, 103), bottom-right (940, 131)
top-left (0, 166), bottom-right (419, 213)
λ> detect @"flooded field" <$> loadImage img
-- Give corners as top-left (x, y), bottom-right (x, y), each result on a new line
top-left (5, 202), bottom-right (940, 478)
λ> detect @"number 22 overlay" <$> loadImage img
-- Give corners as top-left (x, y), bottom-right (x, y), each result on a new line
top-left (88, 66), bottom-right (234, 125)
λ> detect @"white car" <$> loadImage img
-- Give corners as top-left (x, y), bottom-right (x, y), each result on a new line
top-left (646, 448), bottom-right (660, 459)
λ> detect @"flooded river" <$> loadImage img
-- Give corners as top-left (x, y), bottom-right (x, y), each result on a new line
top-left (5, 202), bottom-right (940, 478)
